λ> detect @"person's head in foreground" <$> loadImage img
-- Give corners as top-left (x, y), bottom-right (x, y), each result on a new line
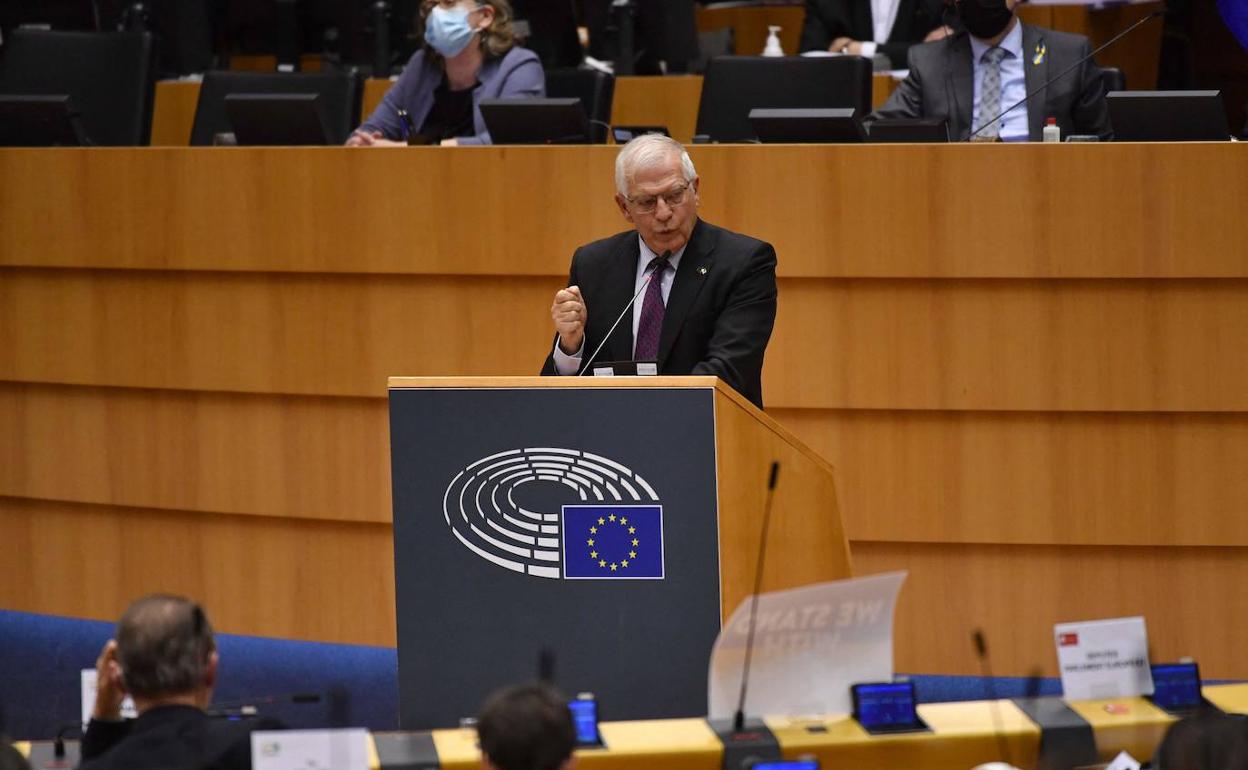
top-left (476, 683), bottom-right (576, 770)
top-left (101, 594), bottom-right (218, 714)
top-left (1155, 711), bottom-right (1248, 770)
top-left (614, 133), bottom-right (702, 257)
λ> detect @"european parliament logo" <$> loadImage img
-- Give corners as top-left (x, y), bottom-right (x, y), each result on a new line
top-left (441, 448), bottom-right (666, 581)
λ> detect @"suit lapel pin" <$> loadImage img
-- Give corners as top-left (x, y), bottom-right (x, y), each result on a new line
top-left (697, 265), bottom-right (708, 276)
top-left (1033, 41), bottom-right (1046, 66)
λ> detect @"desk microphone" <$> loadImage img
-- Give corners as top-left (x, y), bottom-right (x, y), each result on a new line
top-left (732, 461), bottom-right (780, 735)
top-left (973, 629), bottom-right (1018, 770)
top-left (575, 251), bottom-right (670, 376)
top-left (966, 9), bottom-right (1164, 140)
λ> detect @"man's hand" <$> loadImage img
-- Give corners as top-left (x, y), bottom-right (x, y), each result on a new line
top-left (345, 130), bottom-right (381, 147)
top-left (346, 130), bottom-right (407, 147)
top-left (92, 640), bottom-right (126, 720)
top-left (924, 25), bottom-right (954, 42)
top-left (551, 286), bottom-right (586, 355)
top-left (829, 37), bottom-right (862, 54)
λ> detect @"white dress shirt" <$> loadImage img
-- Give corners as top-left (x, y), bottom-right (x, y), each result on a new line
top-left (858, 0), bottom-right (903, 58)
top-left (552, 236), bottom-right (687, 375)
top-left (969, 20), bottom-right (1028, 142)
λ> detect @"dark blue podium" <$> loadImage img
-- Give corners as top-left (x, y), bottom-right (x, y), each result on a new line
top-left (387, 376), bottom-right (851, 729)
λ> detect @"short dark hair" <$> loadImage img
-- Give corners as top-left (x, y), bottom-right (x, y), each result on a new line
top-left (1156, 712), bottom-right (1248, 770)
top-left (476, 684), bottom-right (575, 770)
top-left (115, 594), bottom-right (216, 699)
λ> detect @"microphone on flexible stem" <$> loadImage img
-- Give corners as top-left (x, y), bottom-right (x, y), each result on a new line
top-left (732, 461), bottom-right (781, 735)
top-left (966, 8), bottom-right (1164, 141)
top-left (538, 647), bottom-right (556, 684)
top-left (972, 629), bottom-right (1018, 770)
top-left (575, 251), bottom-right (671, 376)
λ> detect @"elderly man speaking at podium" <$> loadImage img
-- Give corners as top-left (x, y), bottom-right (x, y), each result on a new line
top-left (541, 135), bottom-right (778, 409)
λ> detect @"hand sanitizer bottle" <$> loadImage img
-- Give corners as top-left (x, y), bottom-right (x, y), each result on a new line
top-left (1043, 117), bottom-right (1060, 143)
top-left (762, 26), bottom-right (784, 57)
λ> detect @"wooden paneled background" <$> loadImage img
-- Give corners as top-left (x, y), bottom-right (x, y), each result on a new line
top-left (2, 144), bottom-right (1246, 680)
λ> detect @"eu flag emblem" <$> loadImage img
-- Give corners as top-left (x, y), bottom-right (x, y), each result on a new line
top-left (561, 505), bottom-right (664, 580)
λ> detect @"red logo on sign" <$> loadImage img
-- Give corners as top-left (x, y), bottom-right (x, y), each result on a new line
top-left (1059, 632), bottom-right (1079, 646)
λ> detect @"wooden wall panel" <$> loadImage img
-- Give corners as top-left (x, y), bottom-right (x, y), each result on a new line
top-left (3, 147), bottom-right (1246, 278)
top-left (7, 379), bottom-right (1246, 549)
top-left (0, 383), bottom-right (390, 522)
top-left (1, 145), bottom-right (1245, 681)
top-left (775, 408), bottom-right (1248, 546)
top-left (853, 541), bottom-right (1248, 680)
top-left (0, 496), bottom-right (396, 647)
top-left (768, 278), bottom-right (1248, 411)
top-left (3, 270), bottom-right (1246, 411)
top-left (0, 269), bottom-right (555, 397)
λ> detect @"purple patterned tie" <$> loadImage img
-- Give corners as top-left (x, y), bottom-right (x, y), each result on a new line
top-left (633, 255), bottom-right (669, 361)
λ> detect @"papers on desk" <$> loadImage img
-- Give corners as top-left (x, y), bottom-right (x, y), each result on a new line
top-left (707, 571), bottom-right (907, 719)
top-left (1107, 750), bottom-right (1143, 770)
top-left (252, 729), bottom-right (371, 770)
top-left (1054, 616), bottom-right (1154, 701)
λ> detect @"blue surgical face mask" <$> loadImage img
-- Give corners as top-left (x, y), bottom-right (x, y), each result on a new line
top-left (425, 5), bottom-right (479, 58)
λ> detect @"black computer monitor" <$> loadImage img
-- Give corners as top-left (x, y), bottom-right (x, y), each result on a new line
top-left (749, 108), bottom-right (866, 143)
top-left (224, 93), bottom-right (334, 146)
top-left (479, 98), bottom-right (590, 144)
top-left (0, 95), bottom-right (90, 146)
top-left (191, 71), bottom-right (359, 146)
top-left (695, 56), bottom-right (874, 143)
top-left (867, 118), bottom-right (951, 143)
top-left (1107, 90), bottom-right (1230, 141)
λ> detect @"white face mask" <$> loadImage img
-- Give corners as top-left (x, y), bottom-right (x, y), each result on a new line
top-left (425, 5), bottom-right (479, 58)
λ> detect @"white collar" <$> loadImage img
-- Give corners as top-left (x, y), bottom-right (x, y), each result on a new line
top-left (969, 18), bottom-right (1024, 64)
top-left (637, 235), bottom-right (687, 271)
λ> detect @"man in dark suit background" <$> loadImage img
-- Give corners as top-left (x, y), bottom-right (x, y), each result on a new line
top-left (80, 595), bottom-right (281, 770)
top-left (798, 0), bottom-right (949, 68)
top-left (542, 134), bottom-right (777, 409)
top-left (868, 0), bottom-right (1111, 141)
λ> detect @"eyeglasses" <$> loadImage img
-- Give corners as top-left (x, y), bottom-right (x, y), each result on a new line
top-left (626, 183), bottom-right (691, 214)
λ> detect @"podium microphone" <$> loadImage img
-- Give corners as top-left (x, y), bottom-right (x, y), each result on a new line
top-left (538, 647), bottom-right (556, 684)
top-left (967, 8), bottom-right (1164, 140)
top-left (576, 251), bottom-right (671, 376)
top-left (733, 461), bottom-right (781, 735)
top-left (972, 629), bottom-right (1018, 770)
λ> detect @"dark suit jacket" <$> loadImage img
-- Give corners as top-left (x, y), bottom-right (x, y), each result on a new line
top-left (868, 23), bottom-right (1112, 141)
top-left (80, 706), bottom-right (282, 770)
top-left (540, 219), bottom-right (777, 409)
top-left (798, 0), bottom-right (945, 67)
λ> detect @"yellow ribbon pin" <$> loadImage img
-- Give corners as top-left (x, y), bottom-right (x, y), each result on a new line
top-left (1033, 41), bottom-right (1046, 65)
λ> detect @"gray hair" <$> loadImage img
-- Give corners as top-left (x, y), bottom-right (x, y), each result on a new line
top-left (116, 594), bottom-right (216, 699)
top-left (614, 134), bottom-right (697, 197)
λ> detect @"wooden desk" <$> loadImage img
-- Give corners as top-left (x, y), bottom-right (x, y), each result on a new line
top-left (154, 74), bottom-right (900, 147)
top-left (2, 145), bottom-right (1246, 682)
